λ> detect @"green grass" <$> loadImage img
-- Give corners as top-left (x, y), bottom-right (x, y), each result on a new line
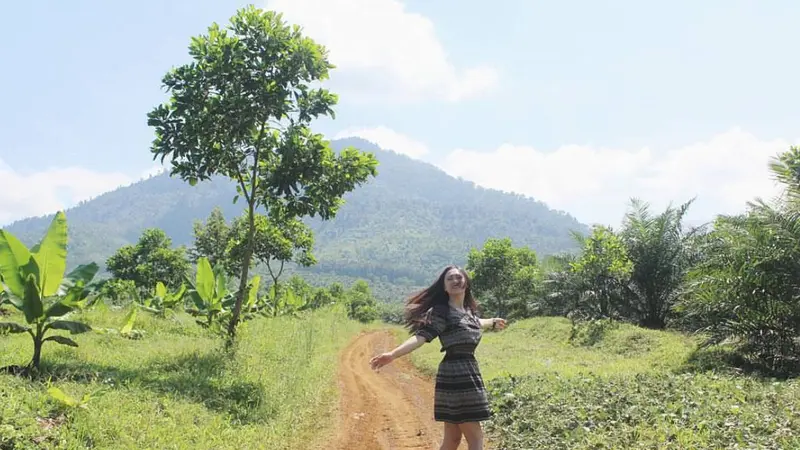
top-left (396, 316), bottom-right (800, 449)
top-left (0, 304), bottom-right (364, 449)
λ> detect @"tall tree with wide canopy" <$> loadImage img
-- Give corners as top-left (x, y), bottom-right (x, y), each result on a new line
top-left (147, 7), bottom-right (378, 337)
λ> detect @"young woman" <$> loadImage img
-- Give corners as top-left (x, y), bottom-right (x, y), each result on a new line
top-left (369, 265), bottom-right (507, 450)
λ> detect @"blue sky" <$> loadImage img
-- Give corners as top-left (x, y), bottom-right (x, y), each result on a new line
top-left (1, 0), bottom-right (798, 226)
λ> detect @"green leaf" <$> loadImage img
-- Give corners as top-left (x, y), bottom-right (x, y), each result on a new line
top-left (232, 195), bottom-right (239, 204)
top-left (214, 266), bottom-right (228, 299)
top-left (30, 212), bottom-right (68, 297)
top-left (195, 258), bottom-right (214, 303)
top-left (60, 263), bottom-right (99, 292)
top-left (46, 320), bottom-right (92, 334)
top-left (44, 301), bottom-right (74, 319)
top-left (0, 322), bottom-right (30, 334)
top-left (0, 229), bottom-right (32, 299)
top-left (247, 275), bottom-right (260, 308)
top-left (155, 281), bottom-right (167, 299)
top-left (47, 386), bottom-right (80, 407)
top-left (120, 307), bottom-right (137, 335)
top-left (44, 335), bottom-right (79, 347)
top-left (22, 274), bottom-right (43, 324)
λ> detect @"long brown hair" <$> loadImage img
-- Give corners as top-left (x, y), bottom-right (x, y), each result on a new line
top-left (404, 265), bottom-right (478, 332)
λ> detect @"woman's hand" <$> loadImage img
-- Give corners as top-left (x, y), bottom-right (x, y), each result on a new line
top-left (492, 318), bottom-right (507, 330)
top-left (370, 352), bottom-right (395, 370)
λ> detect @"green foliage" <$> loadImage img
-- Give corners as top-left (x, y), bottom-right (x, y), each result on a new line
top-left (557, 226), bottom-right (632, 320)
top-left (568, 318), bottom-right (620, 347)
top-left (676, 146), bottom-right (800, 376)
top-left (617, 198), bottom-right (704, 329)
top-left (184, 257), bottom-right (232, 329)
top-left (487, 372), bottom-right (800, 449)
top-left (105, 228), bottom-right (190, 291)
top-left (467, 238), bottom-right (541, 319)
top-left (94, 278), bottom-right (137, 306)
top-left (261, 283), bottom-right (305, 317)
top-left (2, 137), bottom-right (587, 295)
top-left (344, 280), bottom-right (378, 323)
top-left (0, 212), bottom-right (98, 370)
top-left (229, 212), bottom-right (316, 282)
top-left (543, 199), bottom-right (701, 330)
top-left (147, 6), bottom-right (378, 336)
top-left (134, 281), bottom-right (187, 318)
top-left (681, 206), bottom-right (800, 376)
top-left (0, 289), bottom-right (9, 308)
top-left (0, 306), bottom-right (364, 449)
top-left (768, 145), bottom-right (800, 206)
top-left (189, 207), bottom-right (234, 274)
top-left (377, 301), bottom-right (404, 325)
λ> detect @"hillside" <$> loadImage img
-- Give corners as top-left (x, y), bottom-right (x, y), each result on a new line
top-left (3, 138), bottom-right (588, 293)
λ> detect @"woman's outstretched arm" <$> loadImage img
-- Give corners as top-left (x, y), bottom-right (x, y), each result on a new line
top-left (369, 334), bottom-right (426, 370)
top-left (479, 318), bottom-right (507, 330)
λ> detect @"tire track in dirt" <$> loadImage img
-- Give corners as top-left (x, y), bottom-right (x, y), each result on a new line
top-left (331, 330), bottom-right (479, 450)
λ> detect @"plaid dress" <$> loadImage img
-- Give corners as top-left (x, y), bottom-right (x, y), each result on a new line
top-left (415, 304), bottom-right (492, 424)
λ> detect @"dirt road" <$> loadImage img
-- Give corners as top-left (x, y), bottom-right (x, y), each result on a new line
top-left (331, 330), bottom-right (482, 450)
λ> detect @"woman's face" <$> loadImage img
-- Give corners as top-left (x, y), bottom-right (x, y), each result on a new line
top-left (444, 268), bottom-right (467, 295)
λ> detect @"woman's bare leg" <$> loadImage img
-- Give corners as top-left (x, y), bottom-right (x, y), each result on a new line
top-left (458, 422), bottom-right (483, 450)
top-left (440, 422), bottom-right (463, 450)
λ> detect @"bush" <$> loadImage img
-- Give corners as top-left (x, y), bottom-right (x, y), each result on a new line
top-left (377, 302), bottom-right (404, 325)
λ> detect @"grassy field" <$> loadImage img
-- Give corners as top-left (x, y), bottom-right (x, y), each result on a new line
top-left (0, 305), bottom-right (365, 450)
top-left (398, 317), bottom-right (800, 449)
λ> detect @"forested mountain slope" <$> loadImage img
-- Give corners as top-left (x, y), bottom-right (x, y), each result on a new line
top-left (4, 138), bottom-right (588, 287)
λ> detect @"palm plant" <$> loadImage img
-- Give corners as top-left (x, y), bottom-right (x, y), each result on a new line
top-left (617, 198), bottom-right (705, 329)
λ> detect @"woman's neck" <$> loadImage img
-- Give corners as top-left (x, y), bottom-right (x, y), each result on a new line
top-left (448, 293), bottom-right (466, 310)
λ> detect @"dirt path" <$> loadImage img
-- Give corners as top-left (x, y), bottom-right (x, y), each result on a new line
top-left (331, 330), bottom-right (482, 450)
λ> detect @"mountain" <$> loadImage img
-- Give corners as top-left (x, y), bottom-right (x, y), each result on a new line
top-left (3, 138), bottom-right (588, 297)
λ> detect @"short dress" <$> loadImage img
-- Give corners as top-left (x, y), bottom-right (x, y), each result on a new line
top-left (415, 304), bottom-right (492, 424)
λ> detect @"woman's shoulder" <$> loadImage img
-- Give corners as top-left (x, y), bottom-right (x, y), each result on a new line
top-left (430, 302), bottom-right (451, 315)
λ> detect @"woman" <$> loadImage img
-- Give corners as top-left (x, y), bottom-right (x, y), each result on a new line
top-left (369, 265), bottom-right (507, 450)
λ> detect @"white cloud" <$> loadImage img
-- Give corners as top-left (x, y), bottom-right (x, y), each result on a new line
top-left (389, 127), bottom-right (792, 228)
top-left (264, 0), bottom-right (499, 102)
top-left (335, 126), bottom-right (429, 158)
top-left (0, 160), bottom-right (163, 226)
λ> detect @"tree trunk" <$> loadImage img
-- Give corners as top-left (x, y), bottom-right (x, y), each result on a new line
top-left (31, 333), bottom-right (43, 370)
top-left (266, 260), bottom-right (283, 317)
top-left (227, 199), bottom-right (257, 338)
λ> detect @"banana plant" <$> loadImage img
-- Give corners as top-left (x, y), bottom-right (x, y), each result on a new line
top-left (260, 284), bottom-right (307, 317)
top-left (184, 258), bottom-right (261, 330)
top-left (0, 212), bottom-right (99, 370)
top-left (92, 305), bottom-right (145, 340)
top-left (134, 281), bottom-right (186, 318)
top-left (184, 257), bottom-right (230, 328)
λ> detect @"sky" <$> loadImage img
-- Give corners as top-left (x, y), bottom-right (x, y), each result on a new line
top-left (1, 0), bottom-right (798, 228)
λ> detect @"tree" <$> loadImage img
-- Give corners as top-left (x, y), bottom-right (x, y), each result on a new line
top-left (345, 280), bottom-right (378, 323)
top-left (147, 6), bottom-right (378, 337)
top-left (617, 198), bottom-right (703, 329)
top-left (190, 207), bottom-right (233, 272)
top-left (561, 226), bottom-right (633, 320)
top-left (678, 147), bottom-right (800, 375)
top-left (467, 238), bottom-right (541, 319)
top-left (106, 228), bottom-right (190, 291)
top-left (768, 145), bottom-right (800, 207)
top-left (228, 213), bottom-right (316, 290)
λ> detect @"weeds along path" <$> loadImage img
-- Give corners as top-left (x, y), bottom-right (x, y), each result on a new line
top-left (331, 329), bottom-right (478, 449)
